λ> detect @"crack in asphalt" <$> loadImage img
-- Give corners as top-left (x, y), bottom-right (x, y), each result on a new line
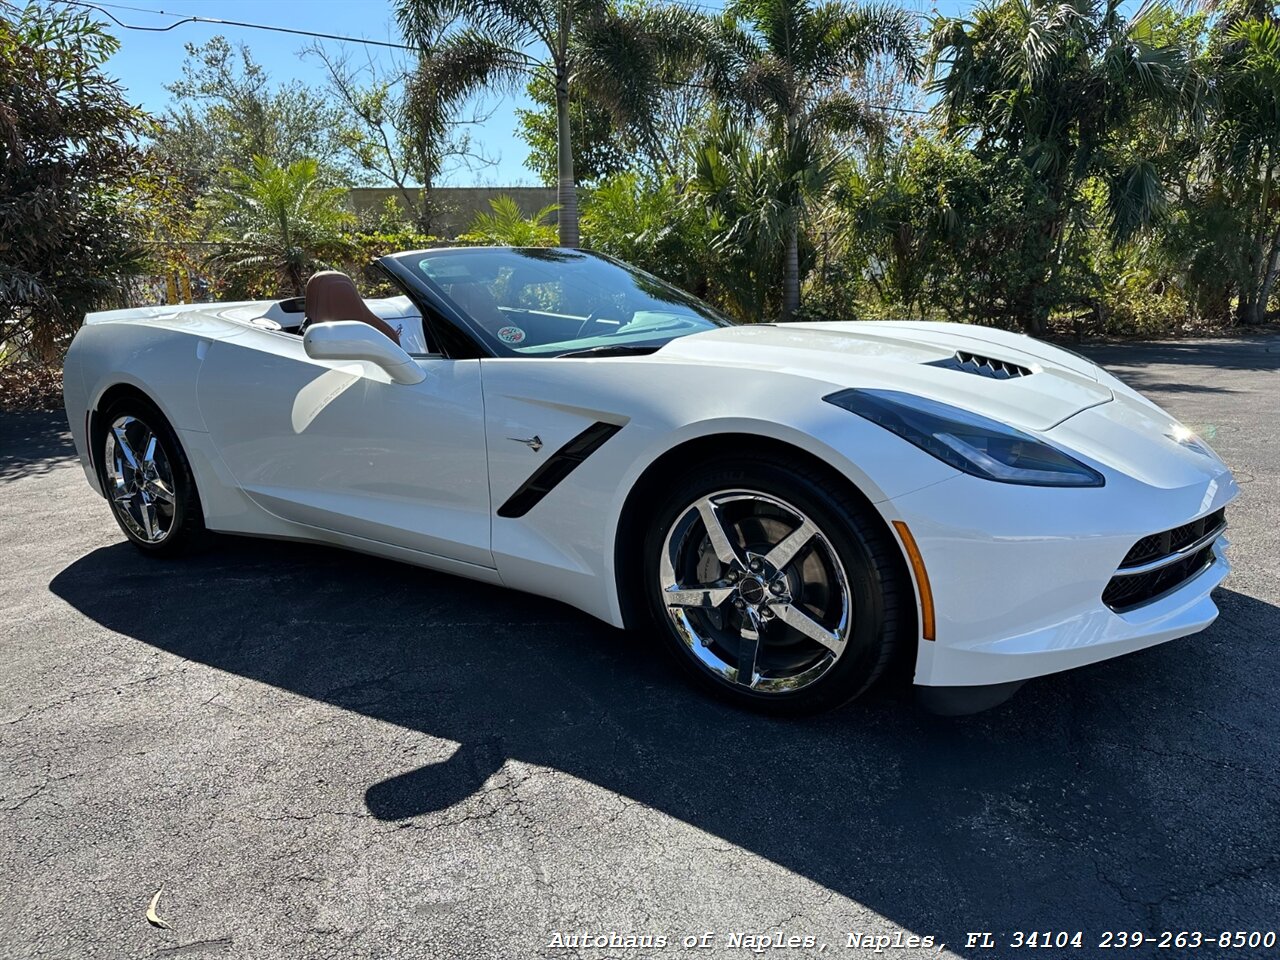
top-left (151, 937), bottom-right (233, 957)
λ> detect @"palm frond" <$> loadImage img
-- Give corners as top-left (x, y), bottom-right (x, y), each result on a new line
top-left (458, 195), bottom-right (559, 246)
top-left (203, 156), bottom-right (355, 296)
top-left (426, 28), bottom-right (535, 103)
top-left (836, 2), bottom-right (922, 82)
top-left (1107, 158), bottom-right (1166, 242)
top-left (396, 0), bottom-right (547, 50)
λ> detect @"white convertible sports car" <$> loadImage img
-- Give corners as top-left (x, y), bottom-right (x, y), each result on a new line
top-left (63, 247), bottom-right (1238, 714)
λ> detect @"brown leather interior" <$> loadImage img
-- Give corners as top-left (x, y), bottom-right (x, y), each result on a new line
top-left (305, 271), bottom-right (401, 345)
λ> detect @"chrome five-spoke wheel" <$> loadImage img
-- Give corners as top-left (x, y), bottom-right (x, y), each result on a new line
top-left (104, 414), bottom-right (178, 544)
top-left (659, 490), bottom-right (853, 694)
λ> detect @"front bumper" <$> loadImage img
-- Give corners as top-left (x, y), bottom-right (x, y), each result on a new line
top-left (915, 538), bottom-right (1228, 688)
top-left (885, 408), bottom-right (1239, 688)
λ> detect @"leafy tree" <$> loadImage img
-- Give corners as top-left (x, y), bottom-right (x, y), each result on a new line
top-left (516, 71), bottom-right (632, 186)
top-left (456, 196), bottom-right (559, 246)
top-left (839, 136), bottom-right (961, 317)
top-left (1139, 183), bottom-right (1251, 323)
top-left (840, 136), bottom-right (1085, 324)
top-left (344, 225), bottom-right (441, 296)
top-left (204, 157), bottom-right (356, 298)
top-left (131, 149), bottom-right (207, 300)
top-left (0, 2), bottom-right (147, 363)
top-left (711, 0), bottom-right (920, 319)
top-left (396, 0), bottom-right (711, 247)
top-left (516, 18), bottom-right (715, 185)
top-left (620, 55), bottom-right (716, 182)
top-left (688, 117), bottom-right (809, 322)
top-left (1201, 10), bottom-right (1280, 323)
top-left (581, 172), bottom-right (712, 292)
top-left (928, 0), bottom-right (1203, 333)
top-left (308, 35), bottom-right (495, 234)
top-left (154, 37), bottom-right (347, 195)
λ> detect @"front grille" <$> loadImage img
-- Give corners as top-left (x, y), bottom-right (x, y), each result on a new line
top-left (1103, 508), bottom-right (1227, 612)
top-left (1119, 507), bottom-right (1225, 569)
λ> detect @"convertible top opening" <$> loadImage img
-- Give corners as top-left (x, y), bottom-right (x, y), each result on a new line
top-left (383, 247), bottom-right (734, 358)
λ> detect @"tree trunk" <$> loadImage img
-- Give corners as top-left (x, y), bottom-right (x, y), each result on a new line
top-left (1020, 178), bottom-right (1072, 337)
top-left (781, 220), bottom-right (800, 321)
top-left (280, 213), bottom-right (305, 297)
top-left (555, 75), bottom-right (579, 248)
top-left (1026, 299), bottom-right (1049, 337)
top-left (407, 183), bottom-right (432, 235)
top-left (1236, 297), bottom-right (1262, 326)
top-left (1240, 157), bottom-right (1275, 325)
top-left (1258, 223), bottom-right (1280, 320)
top-left (287, 263), bottom-right (306, 298)
top-left (419, 187), bottom-right (434, 236)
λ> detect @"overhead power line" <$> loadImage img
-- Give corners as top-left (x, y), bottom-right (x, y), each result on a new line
top-left (61, 0), bottom-right (418, 50)
top-left (60, 0), bottom-right (933, 116)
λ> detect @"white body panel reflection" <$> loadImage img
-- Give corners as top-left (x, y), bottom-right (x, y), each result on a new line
top-left (195, 329), bottom-right (491, 567)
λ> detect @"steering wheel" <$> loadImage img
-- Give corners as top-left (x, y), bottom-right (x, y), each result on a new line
top-left (574, 309), bottom-right (612, 340)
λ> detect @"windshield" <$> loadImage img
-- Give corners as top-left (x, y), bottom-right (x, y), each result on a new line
top-left (387, 248), bottom-right (735, 358)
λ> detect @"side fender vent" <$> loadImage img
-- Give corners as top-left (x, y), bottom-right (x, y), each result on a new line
top-left (934, 350), bottom-right (1033, 379)
top-left (497, 422), bottom-right (623, 518)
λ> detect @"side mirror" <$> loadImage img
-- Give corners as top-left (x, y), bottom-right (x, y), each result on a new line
top-left (303, 321), bottom-right (426, 385)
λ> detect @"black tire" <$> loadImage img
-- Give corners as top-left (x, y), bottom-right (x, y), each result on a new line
top-left (641, 455), bottom-right (907, 715)
top-left (97, 394), bottom-right (205, 556)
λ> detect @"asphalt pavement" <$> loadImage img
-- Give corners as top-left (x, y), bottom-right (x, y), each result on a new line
top-left (1, 336), bottom-right (1278, 959)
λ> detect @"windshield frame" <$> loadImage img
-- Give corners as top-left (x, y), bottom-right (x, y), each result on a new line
top-left (377, 247), bottom-right (737, 360)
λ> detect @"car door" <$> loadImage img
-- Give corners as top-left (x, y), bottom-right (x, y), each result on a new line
top-left (195, 326), bottom-right (493, 568)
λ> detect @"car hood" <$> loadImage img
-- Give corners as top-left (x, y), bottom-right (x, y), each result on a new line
top-left (656, 320), bottom-right (1113, 432)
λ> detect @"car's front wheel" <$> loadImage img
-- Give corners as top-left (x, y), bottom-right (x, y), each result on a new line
top-left (98, 396), bottom-right (204, 555)
top-left (642, 456), bottom-right (906, 714)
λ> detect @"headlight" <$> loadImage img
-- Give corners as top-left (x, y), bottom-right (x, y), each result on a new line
top-left (824, 388), bottom-right (1105, 487)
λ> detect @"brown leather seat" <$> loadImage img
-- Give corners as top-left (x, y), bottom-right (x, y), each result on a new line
top-left (304, 271), bottom-right (401, 345)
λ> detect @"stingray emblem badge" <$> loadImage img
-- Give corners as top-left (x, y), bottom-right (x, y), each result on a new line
top-left (509, 435), bottom-right (543, 453)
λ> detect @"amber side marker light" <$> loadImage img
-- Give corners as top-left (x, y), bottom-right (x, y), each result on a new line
top-left (892, 520), bottom-right (936, 641)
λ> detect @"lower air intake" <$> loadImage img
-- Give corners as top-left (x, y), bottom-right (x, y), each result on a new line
top-left (1103, 508), bottom-right (1227, 612)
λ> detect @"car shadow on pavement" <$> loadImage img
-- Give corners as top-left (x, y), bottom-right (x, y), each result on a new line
top-left (0, 411), bottom-right (76, 482)
top-left (50, 536), bottom-right (1280, 938)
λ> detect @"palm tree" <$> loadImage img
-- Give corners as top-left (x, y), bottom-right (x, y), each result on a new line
top-left (395, 0), bottom-right (710, 248)
top-left (206, 156), bottom-right (355, 297)
top-left (1203, 14), bottom-right (1280, 324)
top-left (691, 115), bottom-right (841, 321)
top-left (457, 195), bottom-right (560, 246)
top-left (928, 0), bottom-right (1204, 334)
top-left (691, 119), bottom-right (786, 322)
top-left (710, 0), bottom-right (920, 319)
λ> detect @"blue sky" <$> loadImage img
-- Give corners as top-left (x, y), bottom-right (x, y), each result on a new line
top-left (81, 0), bottom-right (967, 186)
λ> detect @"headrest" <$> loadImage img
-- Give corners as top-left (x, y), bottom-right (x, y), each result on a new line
top-left (305, 271), bottom-right (401, 345)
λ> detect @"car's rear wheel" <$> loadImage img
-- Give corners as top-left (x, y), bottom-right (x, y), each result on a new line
top-left (642, 456), bottom-right (906, 714)
top-left (99, 396), bottom-right (204, 555)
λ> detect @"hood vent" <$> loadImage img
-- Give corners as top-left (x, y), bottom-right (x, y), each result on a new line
top-left (934, 350), bottom-right (1033, 380)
